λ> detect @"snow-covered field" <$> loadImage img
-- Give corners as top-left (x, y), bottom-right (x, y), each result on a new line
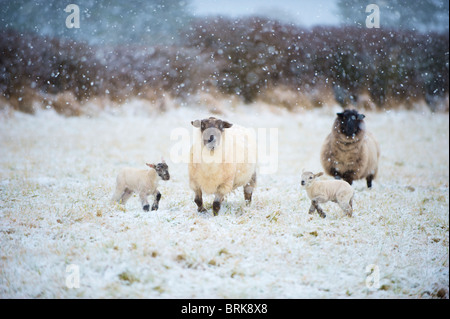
top-left (0, 103), bottom-right (448, 298)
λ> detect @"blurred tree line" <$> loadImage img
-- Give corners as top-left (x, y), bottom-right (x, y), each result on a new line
top-left (2, 0), bottom-right (448, 44)
top-left (0, 0), bottom-right (448, 114)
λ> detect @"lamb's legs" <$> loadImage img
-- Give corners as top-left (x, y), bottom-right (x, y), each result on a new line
top-left (151, 190), bottom-right (161, 211)
top-left (244, 172), bottom-right (257, 205)
top-left (194, 189), bottom-right (207, 213)
top-left (139, 191), bottom-right (150, 211)
top-left (112, 187), bottom-right (131, 204)
top-left (311, 200), bottom-right (326, 218)
top-left (121, 189), bottom-right (133, 205)
top-left (111, 188), bottom-right (122, 203)
top-left (112, 188), bottom-right (133, 205)
top-left (308, 202), bottom-right (316, 214)
top-left (339, 201), bottom-right (353, 217)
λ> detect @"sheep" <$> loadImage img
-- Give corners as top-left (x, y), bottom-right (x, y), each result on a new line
top-left (301, 171), bottom-right (354, 218)
top-left (111, 160), bottom-right (170, 211)
top-left (188, 117), bottom-right (257, 216)
top-left (320, 109), bottom-right (380, 188)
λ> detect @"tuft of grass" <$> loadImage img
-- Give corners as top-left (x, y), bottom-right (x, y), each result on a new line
top-left (118, 271), bottom-right (140, 285)
top-left (266, 211), bottom-right (281, 223)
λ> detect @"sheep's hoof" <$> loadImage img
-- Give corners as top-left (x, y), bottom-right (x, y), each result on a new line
top-left (143, 204), bottom-right (150, 211)
top-left (198, 207), bottom-right (207, 213)
top-left (151, 204), bottom-right (158, 211)
top-left (212, 201), bottom-right (221, 216)
top-left (318, 212), bottom-right (326, 218)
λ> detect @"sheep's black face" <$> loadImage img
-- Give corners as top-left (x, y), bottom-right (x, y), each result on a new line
top-left (155, 163), bottom-right (170, 181)
top-left (191, 117), bottom-right (233, 151)
top-left (336, 109), bottom-right (365, 137)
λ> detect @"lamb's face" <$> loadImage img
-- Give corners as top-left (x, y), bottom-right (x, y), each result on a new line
top-left (336, 109), bottom-right (365, 137)
top-left (191, 117), bottom-right (233, 151)
top-left (301, 171), bottom-right (323, 187)
top-left (155, 163), bottom-right (170, 181)
top-left (301, 172), bottom-right (315, 187)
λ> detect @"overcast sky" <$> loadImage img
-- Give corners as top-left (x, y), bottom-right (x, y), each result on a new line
top-left (191, 0), bottom-right (341, 26)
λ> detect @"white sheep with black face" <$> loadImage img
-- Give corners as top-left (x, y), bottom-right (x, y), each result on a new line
top-left (111, 160), bottom-right (170, 211)
top-left (321, 109), bottom-right (380, 188)
top-left (188, 117), bottom-right (257, 216)
top-left (301, 171), bottom-right (354, 218)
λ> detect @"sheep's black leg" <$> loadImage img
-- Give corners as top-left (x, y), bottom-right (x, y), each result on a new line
top-left (213, 194), bottom-right (224, 216)
top-left (312, 200), bottom-right (326, 218)
top-left (366, 175), bottom-right (374, 188)
top-left (308, 202), bottom-right (316, 214)
top-left (194, 189), bottom-right (207, 213)
top-left (151, 191), bottom-right (161, 211)
top-left (212, 200), bottom-right (221, 216)
top-left (342, 171), bottom-right (354, 185)
top-left (330, 168), bottom-right (342, 180)
top-left (244, 172), bottom-right (257, 205)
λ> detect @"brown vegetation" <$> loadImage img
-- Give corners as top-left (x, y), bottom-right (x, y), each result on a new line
top-left (1, 18), bottom-right (448, 115)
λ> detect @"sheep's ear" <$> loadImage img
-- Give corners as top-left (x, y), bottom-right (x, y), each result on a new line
top-left (357, 114), bottom-right (365, 120)
top-left (336, 112), bottom-right (344, 118)
top-left (146, 163), bottom-right (155, 169)
top-left (161, 157), bottom-right (166, 163)
top-left (191, 120), bottom-right (201, 128)
top-left (222, 121), bottom-right (233, 129)
top-left (315, 172), bottom-right (324, 178)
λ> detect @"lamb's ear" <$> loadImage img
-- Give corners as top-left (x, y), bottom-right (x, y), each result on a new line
top-left (336, 112), bottom-right (344, 118)
top-left (161, 157), bottom-right (166, 164)
top-left (146, 163), bottom-right (156, 169)
top-left (222, 121), bottom-right (233, 129)
top-left (191, 120), bottom-right (201, 128)
top-left (315, 172), bottom-right (324, 178)
top-left (357, 114), bottom-right (365, 120)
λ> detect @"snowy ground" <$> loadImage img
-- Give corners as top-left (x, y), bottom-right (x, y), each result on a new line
top-left (0, 103), bottom-right (448, 298)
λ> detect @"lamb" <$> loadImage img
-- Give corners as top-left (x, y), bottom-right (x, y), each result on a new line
top-left (188, 117), bottom-right (257, 216)
top-left (111, 160), bottom-right (170, 211)
top-left (301, 171), bottom-right (354, 218)
top-left (320, 109), bottom-right (380, 188)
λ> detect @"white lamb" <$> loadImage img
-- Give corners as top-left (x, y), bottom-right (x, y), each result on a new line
top-left (301, 171), bottom-right (354, 218)
top-left (188, 117), bottom-right (257, 216)
top-left (111, 160), bottom-right (170, 211)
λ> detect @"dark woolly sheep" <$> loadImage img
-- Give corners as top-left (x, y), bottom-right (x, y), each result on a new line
top-left (320, 109), bottom-right (380, 188)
